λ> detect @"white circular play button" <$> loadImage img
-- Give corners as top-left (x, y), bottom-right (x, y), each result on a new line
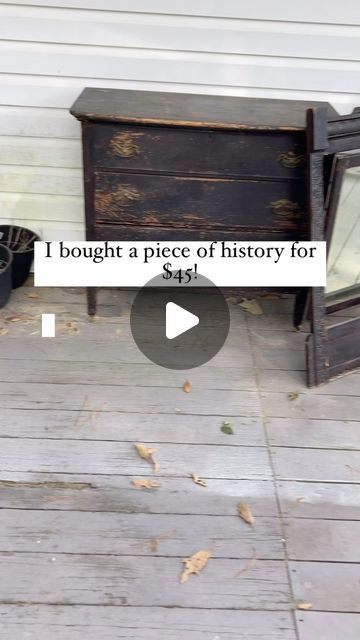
top-left (165, 302), bottom-right (199, 340)
top-left (130, 272), bottom-right (230, 370)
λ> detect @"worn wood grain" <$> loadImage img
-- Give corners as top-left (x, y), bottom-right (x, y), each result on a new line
top-left (290, 561), bottom-right (360, 612)
top-left (285, 518), bottom-right (360, 562)
top-left (0, 605), bottom-right (297, 640)
top-left (0, 337), bottom-right (254, 367)
top-left (0, 382), bottom-right (260, 416)
top-left (262, 392), bottom-right (360, 421)
top-left (271, 447), bottom-right (360, 482)
top-left (0, 439), bottom-right (271, 479)
top-left (0, 360), bottom-right (257, 391)
top-left (267, 418), bottom-right (360, 449)
top-left (296, 611), bottom-right (360, 640)
top-left (0, 509), bottom-right (283, 558)
top-left (0, 473), bottom-right (277, 515)
top-left (0, 409), bottom-right (264, 445)
top-left (0, 553), bottom-right (291, 609)
top-left (261, 369), bottom-right (360, 395)
top-left (277, 481), bottom-right (360, 520)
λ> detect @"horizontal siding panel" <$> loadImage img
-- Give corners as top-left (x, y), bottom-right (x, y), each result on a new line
top-left (0, 165), bottom-right (82, 196)
top-left (0, 137), bottom-right (81, 167)
top-left (1, 44), bottom-right (360, 95)
top-left (0, 106), bottom-right (79, 138)
top-left (0, 217), bottom-right (84, 242)
top-left (2, 0), bottom-right (360, 25)
top-left (1, 7), bottom-right (360, 61)
top-left (0, 193), bottom-right (83, 223)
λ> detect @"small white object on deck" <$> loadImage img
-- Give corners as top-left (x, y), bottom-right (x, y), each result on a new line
top-left (41, 313), bottom-right (55, 338)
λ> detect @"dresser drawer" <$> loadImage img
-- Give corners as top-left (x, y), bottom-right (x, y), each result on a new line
top-left (94, 172), bottom-right (307, 233)
top-left (91, 124), bottom-right (306, 179)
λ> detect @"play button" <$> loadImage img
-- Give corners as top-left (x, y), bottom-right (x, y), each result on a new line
top-left (166, 302), bottom-right (199, 340)
top-left (130, 272), bottom-right (230, 370)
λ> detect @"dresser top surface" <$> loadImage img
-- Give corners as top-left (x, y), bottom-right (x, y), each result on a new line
top-left (71, 87), bottom-right (338, 131)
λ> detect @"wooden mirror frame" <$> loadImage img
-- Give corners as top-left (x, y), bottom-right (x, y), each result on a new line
top-left (306, 107), bottom-right (360, 386)
top-left (325, 150), bottom-right (360, 313)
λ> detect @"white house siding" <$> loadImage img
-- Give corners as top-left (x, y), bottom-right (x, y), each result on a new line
top-left (0, 0), bottom-right (360, 240)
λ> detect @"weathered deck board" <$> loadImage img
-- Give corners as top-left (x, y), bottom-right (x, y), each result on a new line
top-left (271, 447), bottom-right (360, 482)
top-left (0, 360), bottom-right (257, 391)
top-left (0, 439), bottom-right (271, 479)
top-left (262, 392), bottom-right (360, 421)
top-left (267, 418), bottom-right (360, 449)
top-left (0, 473), bottom-right (277, 515)
top-left (0, 337), bottom-right (254, 366)
top-left (277, 481), bottom-right (360, 520)
top-left (0, 605), bottom-right (297, 640)
top-left (285, 518), bottom-right (360, 562)
top-left (1, 284), bottom-right (360, 638)
top-left (0, 553), bottom-right (291, 609)
top-left (290, 562), bottom-right (360, 612)
top-left (261, 369), bottom-right (360, 395)
top-left (0, 409), bottom-right (264, 445)
top-left (0, 382), bottom-right (260, 415)
top-left (0, 509), bottom-right (283, 558)
top-left (296, 612), bottom-right (360, 640)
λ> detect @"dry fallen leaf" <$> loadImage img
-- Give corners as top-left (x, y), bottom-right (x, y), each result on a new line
top-left (296, 497), bottom-right (305, 503)
top-left (191, 473), bottom-right (207, 487)
top-left (225, 295), bottom-right (239, 305)
top-left (180, 549), bottom-right (212, 583)
top-left (296, 602), bottom-right (313, 611)
top-left (0, 327), bottom-right (8, 336)
top-left (237, 502), bottom-right (255, 526)
top-left (132, 478), bottom-right (160, 490)
top-left (183, 380), bottom-right (192, 393)
top-left (135, 443), bottom-right (160, 473)
top-left (26, 292), bottom-right (39, 299)
top-left (288, 392), bottom-right (299, 401)
top-left (149, 538), bottom-right (160, 553)
top-left (221, 420), bottom-right (234, 435)
top-left (238, 299), bottom-right (263, 316)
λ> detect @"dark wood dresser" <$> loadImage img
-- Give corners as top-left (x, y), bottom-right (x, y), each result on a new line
top-left (70, 87), bottom-right (336, 315)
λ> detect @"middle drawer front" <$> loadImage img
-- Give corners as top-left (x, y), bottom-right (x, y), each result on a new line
top-left (94, 172), bottom-right (307, 233)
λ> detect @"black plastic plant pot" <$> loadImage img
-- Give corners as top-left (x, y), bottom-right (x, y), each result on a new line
top-left (0, 244), bottom-right (13, 308)
top-left (0, 225), bottom-right (40, 289)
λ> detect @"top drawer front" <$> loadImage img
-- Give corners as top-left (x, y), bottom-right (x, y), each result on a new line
top-left (91, 124), bottom-right (306, 179)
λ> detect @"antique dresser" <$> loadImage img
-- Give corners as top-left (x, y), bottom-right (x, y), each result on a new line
top-left (70, 88), bottom-right (336, 315)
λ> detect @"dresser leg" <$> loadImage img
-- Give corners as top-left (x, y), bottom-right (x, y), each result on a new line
top-left (87, 287), bottom-right (97, 317)
top-left (293, 288), bottom-right (308, 330)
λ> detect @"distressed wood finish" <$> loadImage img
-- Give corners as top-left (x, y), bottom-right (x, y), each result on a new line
top-left (93, 123), bottom-right (306, 179)
top-left (0, 606), bottom-right (297, 640)
top-left (94, 171), bottom-right (307, 232)
top-left (70, 87), bottom-right (335, 314)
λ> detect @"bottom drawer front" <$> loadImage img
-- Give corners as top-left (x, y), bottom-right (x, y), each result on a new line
top-left (94, 172), bottom-right (307, 233)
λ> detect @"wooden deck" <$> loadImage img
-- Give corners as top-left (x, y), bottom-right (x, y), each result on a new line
top-left (0, 284), bottom-right (359, 639)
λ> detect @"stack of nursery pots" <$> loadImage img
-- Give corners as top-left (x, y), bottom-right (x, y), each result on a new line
top-left (0, 244), bottom-right (13, 309)
top-left (0, 225), bottom-right (40, 309)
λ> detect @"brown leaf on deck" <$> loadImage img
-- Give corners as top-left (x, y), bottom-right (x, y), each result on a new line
top-left (26, 292), bottom-right (39, 299)
top-left (237, 501), bottom-right (255, 526)
top-left (288, 392), bottom-right (299, 401)
top-left (135, 443), bottom-right (160, 473)
top-left (132, 478), bottom-right (160, 490)
top-left (183, 380), bottom-right (192, 393)
top-left (191, 473), bottom-right (207, 487)
top-left (296, 602), bottom-right (313, 610)
top-left (180, 549), bottom-right (212, 583)
top-left (0, 327), bottom-right (9, 336)
top-left (238, 299), bottom-right (263, 316)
